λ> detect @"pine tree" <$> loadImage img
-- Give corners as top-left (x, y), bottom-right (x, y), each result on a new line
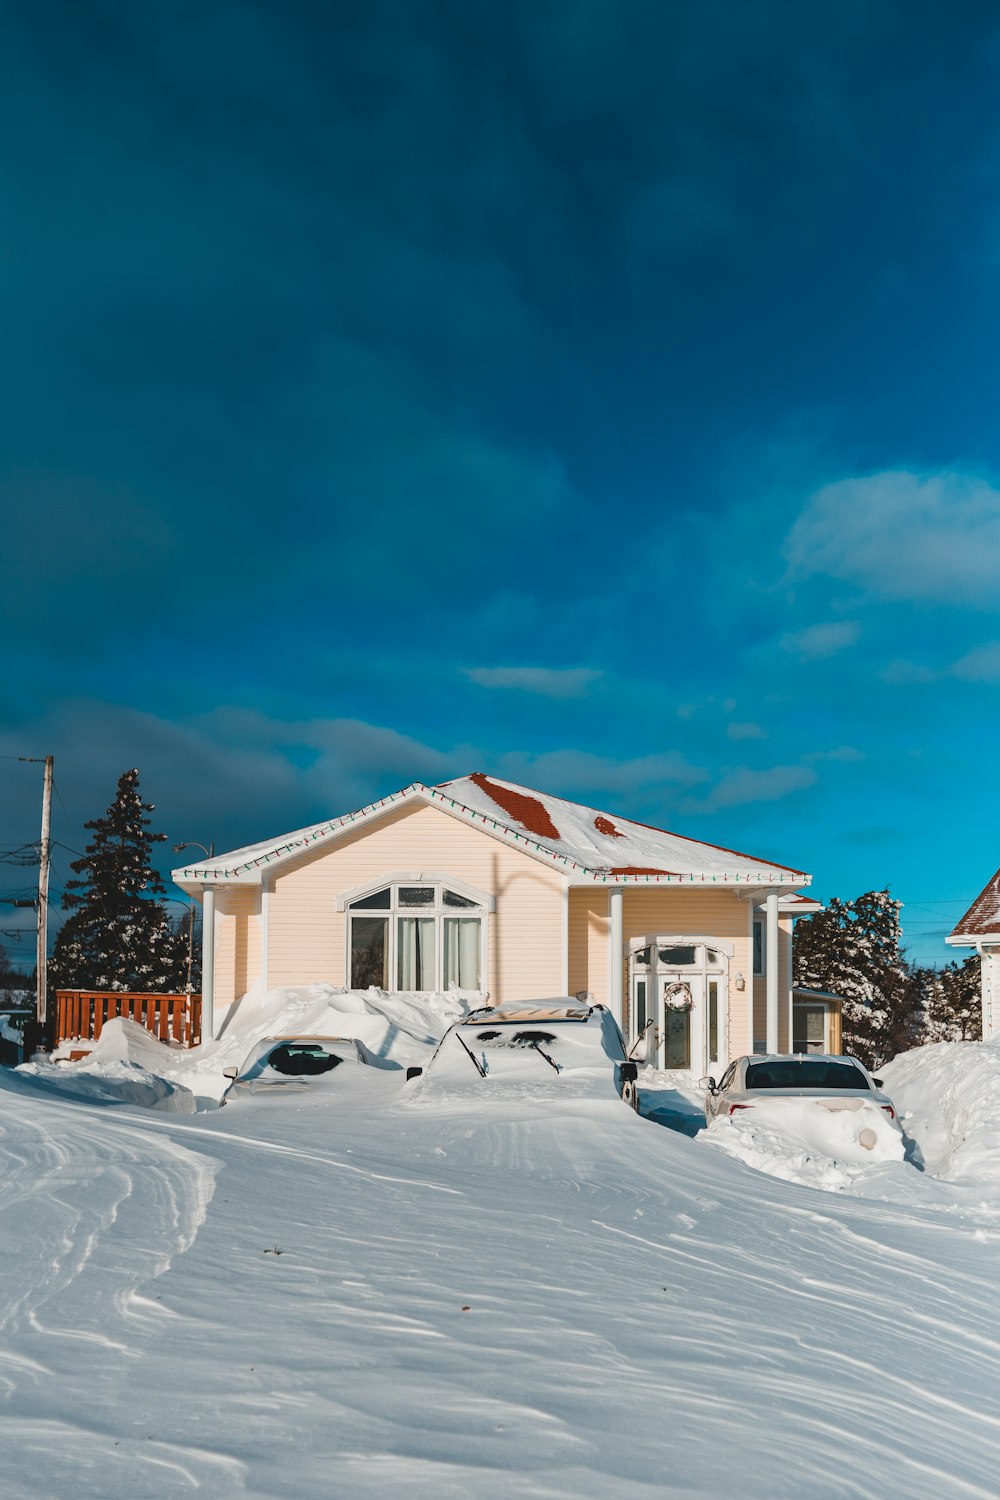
top-left (50, 769), bottom-right (186, 996)
top-left (923, 956), bottom-right (982, 1043)
top-left (793, 889), bottom-right (919, 1069)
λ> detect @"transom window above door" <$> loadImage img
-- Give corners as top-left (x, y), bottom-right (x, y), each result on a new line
top-left (345, 882), bottom-right (486, 993)
top-left (632, 943), bottom-right (726, 970)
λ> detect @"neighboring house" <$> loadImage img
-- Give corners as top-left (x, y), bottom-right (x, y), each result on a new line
top-left (173, 773), bottom-right (817, 1080)
top-left (946, 867), bottom-right (1000, 1038)
top-left (0, 990), bottom-right (31, 1066)
top-left (791, 986), bottom-right (843, 1055)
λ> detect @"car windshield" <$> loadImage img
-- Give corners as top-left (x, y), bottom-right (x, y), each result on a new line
top-left (266, 1044), bottom-right (344, 1076)
top-left (745, 1059), bottom-right (868, 1091)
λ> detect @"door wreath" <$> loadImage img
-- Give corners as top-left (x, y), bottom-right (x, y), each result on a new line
top-left (663, 981), bottom-right (694, 1012)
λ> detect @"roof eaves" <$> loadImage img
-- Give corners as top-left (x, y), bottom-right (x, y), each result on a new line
top-left (174, 782), bottom-right (432, 883)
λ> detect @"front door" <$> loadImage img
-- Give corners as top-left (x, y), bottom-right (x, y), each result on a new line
top-left (658, 973), bottom-right (702, 1070)
top-left (628, 939), bottom-right (729, 1076)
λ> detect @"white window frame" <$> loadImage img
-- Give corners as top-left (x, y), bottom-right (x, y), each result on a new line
top-left (340, 874), bottom-right (493, 995)
top-left (753, 919), bottom-right (765, 978)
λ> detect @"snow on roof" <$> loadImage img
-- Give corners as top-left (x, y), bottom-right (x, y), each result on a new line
top-left (948, 867), bottom-right (1000, 943)
top-left (438, 772), bottom-right (808, 884)
top-left (173, 772), bottom-right (809, 889)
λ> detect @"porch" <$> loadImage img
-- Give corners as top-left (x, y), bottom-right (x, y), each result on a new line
top-left (55, 990), bottom-right (203, 1049)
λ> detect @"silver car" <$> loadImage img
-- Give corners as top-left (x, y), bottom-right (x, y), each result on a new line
top-left (701, 1053), bottom-right (901, 1133)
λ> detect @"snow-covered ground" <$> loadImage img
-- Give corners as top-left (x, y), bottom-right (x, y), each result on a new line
top-left (4, 992), bottom-right (1000, 1498)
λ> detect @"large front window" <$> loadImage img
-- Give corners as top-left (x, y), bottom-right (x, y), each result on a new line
top-left (347, 883), bottom-right (484, 992)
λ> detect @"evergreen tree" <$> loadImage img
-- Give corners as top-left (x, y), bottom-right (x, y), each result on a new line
top-left (793, 889), bottom-right (918, 1069)
top-left (50, 769), bottom-right (186, 995)
top-left (923, 956), bottom-right (982, 1043)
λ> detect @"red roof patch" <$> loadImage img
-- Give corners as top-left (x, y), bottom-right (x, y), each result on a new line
top-left (594, 815), bottom-right (624, 839)
top-left (467, 772), bottom-right (561, 841)
top-left (609, 866), bottom-right (681, 877)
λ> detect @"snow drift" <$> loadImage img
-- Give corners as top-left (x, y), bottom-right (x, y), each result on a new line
top-left (29, 983), bottom-right (472, 1109)
top-left (880, 1032), bottom-right (1000, 1183)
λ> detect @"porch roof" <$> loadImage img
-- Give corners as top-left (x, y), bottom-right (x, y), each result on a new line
top-left (172, 772), bottom-right (810, 892)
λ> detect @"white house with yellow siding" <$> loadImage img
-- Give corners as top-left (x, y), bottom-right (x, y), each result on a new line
top-left (947, 865), bottom-right (1000, 1038)
top-left (172, 773), bottom-right (819, 1079)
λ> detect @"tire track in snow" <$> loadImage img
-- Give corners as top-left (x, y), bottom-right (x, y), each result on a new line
top-left (0, 1073), bottom-right (227, 1497)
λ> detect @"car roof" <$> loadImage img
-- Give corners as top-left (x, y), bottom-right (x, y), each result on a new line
top-left (260, 1034), bottom-right (358, 1045)
top-left (461, 1003), bottom-right (596, 1025)
top-left (741, 1052), bottom-right (862, 1065)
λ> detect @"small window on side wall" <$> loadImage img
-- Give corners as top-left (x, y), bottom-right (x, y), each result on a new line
top-left (753, 920), bottom-right (764, 977)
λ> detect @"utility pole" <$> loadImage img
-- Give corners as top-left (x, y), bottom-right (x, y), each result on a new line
top-left (20, 755), bottom-right (54, 1026)
top-left (35, 756), bottom-right (53, 1028)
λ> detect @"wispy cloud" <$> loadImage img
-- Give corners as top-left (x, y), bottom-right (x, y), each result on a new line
top-left (784, 470), bottom-right (1000, 607)
top-left (880, 642), bottom-right (1000, 685)
top-left (803, 746), bottom-right (865, 763)
top-left (685, 764), bottom-right (818, 813)
top-left (464, 666), bottom-right (603, 698)
top-left (494, 748), bottom-right (709, 801)
top-left (726, 721), bottom-right (766, 741)
top-left (880, 660), bottom-right (938, 686)
top-left (950, 642), bottom-right (1000, 683)
top-left (779, 620), bottom-right (861, 660)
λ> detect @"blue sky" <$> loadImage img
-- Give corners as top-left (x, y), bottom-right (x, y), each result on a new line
top-left (3, 0), bottom-right (1000, 964)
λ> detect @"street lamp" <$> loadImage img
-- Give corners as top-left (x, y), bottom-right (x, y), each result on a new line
top-left (171, 841), bottom-right (216, 1041)
top-left (162, 896), bottom-right (199, 995)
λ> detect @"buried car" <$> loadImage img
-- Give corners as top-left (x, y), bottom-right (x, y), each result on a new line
top-left (701, 1053), bottom-right (902, 1152)
top-left (407, 1000), bottom-right (640, 1108)
top-left (225, 1034), bottom-right (386, 1093)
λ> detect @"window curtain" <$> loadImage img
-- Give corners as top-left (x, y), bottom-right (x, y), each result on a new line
top-left (350, 917), bottom-right (387, 989)
top-left (443, 918), bottom-right (481, 990)
top-left (398, 917), bottom-right (435, 989)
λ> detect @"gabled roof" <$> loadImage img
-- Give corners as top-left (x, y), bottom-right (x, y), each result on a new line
top-left (948, 867), bottom-right (1000, 944)
top-left (172, 771), bottom-right (810, 891)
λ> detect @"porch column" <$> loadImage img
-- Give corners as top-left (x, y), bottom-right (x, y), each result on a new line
top-left (608, 888), bottom-right (623, 1029)
top-left (202, 886), bottom-right (215, 1043)
top-left (765, 889), bottom-right (780, 1053)
top-left (260, 877), bottom-right (270, 993)
top-left (980, 945), bottom-right (995, 1039)
top-left (786, 914), bottom-right (794, 1053)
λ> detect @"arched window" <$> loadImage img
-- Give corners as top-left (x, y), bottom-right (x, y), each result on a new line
top-left (346, 882), bottom-right (486, 993)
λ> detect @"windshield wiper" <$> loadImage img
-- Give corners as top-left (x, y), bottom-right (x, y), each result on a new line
top-left (530, 1041), bottom-right (561, 1072)
top-left (455, 1030), bottom-right (488, 1078)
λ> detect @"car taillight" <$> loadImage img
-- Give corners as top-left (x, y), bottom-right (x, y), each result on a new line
top-left (881, 1104), bottom-right (895, 1119)
top-left (729, 1103), bottom-right (753, 1113)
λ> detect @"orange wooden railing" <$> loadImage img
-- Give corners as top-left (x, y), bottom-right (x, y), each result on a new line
top-left (55, 991), bottom-right (202, 1048)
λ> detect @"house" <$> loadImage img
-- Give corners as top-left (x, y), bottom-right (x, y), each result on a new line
top-left (946, 867), bottom-right (1000, 1038)
top-left (172, 773), bottom-right (820, 1078)
top-left (790, 986), bottom-right (843, 1055)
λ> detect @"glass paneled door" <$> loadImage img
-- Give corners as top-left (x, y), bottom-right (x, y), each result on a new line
top-left (628, 940), bottom-right (728, 1075)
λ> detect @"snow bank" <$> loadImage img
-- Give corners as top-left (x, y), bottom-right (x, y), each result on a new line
top-left (704, 1095), bottom-right (905, 1190)
top-left (880, 1034), bottom-right (1000, 1183)
top-left (24, 984), bottom-right (470, 1110)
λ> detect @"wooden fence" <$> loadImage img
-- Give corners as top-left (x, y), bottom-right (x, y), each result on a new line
top-left (55, 991), bottom-right (202, 1048)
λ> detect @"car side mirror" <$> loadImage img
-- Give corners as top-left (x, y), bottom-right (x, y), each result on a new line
top-left (406, 1066), bottom-right (423, 1082)
top-left (872, 1077), bottom-right (884, 1088)
top-left (698, 1075), bottom-right (717, 1092)
top-left (620, 1061), bottom-right (638, 1084)
top-left (222, 1066), bottom-right (238, 1080)
top-left (629, 1037), bottom-right (648, 1063)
